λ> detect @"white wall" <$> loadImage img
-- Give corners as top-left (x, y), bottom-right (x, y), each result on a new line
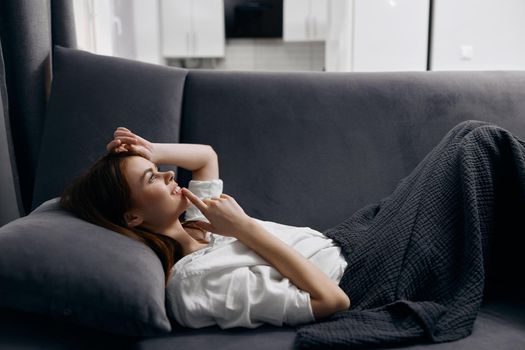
top-left (431, 0), bottom-right (525, 70)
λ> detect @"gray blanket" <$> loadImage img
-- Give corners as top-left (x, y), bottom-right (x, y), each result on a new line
top-left (295, 120), bottom-right (525, 348)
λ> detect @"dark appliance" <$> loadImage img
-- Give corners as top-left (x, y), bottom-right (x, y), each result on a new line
top-left (225, 0), bottom-right (283, 38)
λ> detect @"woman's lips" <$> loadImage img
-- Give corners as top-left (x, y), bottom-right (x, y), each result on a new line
top-left (171, 186), bottom-right (182, 195)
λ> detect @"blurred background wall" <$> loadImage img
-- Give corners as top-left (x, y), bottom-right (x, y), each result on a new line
top-left (72, 0), bottom-right (525, 72)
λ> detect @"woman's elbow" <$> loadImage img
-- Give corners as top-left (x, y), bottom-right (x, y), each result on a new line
top-left (337, 293), bottom-right (351, 311)
top-left (329, 290), bottom-right (351, 313)
top-left (208, 146), bottom-right (219, 166)
top-left (311, 292), bottom-right (351, 320)
top-left (208, 145), bottom-right (218, 158)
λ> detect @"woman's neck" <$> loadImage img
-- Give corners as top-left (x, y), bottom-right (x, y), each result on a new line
top-left (164, 220), bottom-right (209, 256)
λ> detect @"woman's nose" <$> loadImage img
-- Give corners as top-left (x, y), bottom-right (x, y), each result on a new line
top-left (163, 170), bottom-right (176, 184)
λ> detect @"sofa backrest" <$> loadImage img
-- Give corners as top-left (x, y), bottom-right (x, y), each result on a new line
top-left (179, 70), bottom-right (525, 231)
top-left (30, 46), bottom-right (188, 212)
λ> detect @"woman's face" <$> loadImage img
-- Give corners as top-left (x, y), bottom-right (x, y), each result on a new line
top-left (122, 156), bottom-right (190, 229)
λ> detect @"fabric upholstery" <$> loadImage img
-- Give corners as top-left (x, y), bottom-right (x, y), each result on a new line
top-left (0, 306), bottom-right (136, 349)
top-left (0, 197), bottom-right (172, 336)
top-left (31, 46), bottom-right (188, 210)
top-left (134, 300), bottom-right (525, 350)
top-left (179, 70), bottom-right (525, 232)
top-left (1, 299), bottom-right (523, 349)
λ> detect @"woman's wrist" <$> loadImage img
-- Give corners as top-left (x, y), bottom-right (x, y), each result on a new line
top-left (150, 143), bottom-right (160, 163)
top-left (234, 216), bottom-right (258, 238)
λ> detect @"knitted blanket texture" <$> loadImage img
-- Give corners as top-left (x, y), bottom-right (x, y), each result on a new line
top-left (294, 120), bottom-right (525, 349)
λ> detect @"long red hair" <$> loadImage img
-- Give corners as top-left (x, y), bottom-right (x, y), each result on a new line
top-left (59, 150), bottom-right (185, 286)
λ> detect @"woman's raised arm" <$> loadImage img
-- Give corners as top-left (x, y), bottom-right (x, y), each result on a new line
top-left (153, 143), bottom-right (219, 180)
top-left (107, 127), bottom-right (219, 180)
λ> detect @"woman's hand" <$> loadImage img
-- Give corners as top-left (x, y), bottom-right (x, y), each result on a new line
top-left (181, 188), bottom-right (254, 237)
top-left (106, 127), bottom-right (156, 162)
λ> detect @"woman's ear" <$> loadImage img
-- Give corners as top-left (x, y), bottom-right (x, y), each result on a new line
top-left (124, 211), bottom-right (143, 228)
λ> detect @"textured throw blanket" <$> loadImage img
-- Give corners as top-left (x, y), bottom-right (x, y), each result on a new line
top-left (295, 120), bottom-right (525, 349)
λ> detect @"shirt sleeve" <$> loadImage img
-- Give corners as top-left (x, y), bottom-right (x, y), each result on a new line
top-left (183, 179), bottom-right (223, 223)
top-left (167, 264), bottom-right (315, 329)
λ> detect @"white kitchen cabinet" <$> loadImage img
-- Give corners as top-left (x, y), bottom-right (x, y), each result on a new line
top-left (161, 0), bottom-right (225, 58)
top-left (325, 0), bottom-right (429, 72)
top-left (283, 0), bottom-right (327, 42)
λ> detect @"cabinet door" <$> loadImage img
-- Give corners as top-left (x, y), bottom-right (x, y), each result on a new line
top-left (309, 0), bottom-right (327, 41)
top-left (161, 0), bottom-right (192, 57)
top-left (283, 0), bottom-right (311, 41)
top-left (353, 0), bottom-right (429, 71)
top-left (192, 0), bottom-right (225, 57)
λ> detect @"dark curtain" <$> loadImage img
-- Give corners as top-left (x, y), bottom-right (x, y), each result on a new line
top-left (0, 35), bottom-right (24, 222)
top-left (0, 0), bottom-right (77, 216)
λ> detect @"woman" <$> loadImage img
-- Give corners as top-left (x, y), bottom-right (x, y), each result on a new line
top-left (59, 127), bottom-right (350, 329)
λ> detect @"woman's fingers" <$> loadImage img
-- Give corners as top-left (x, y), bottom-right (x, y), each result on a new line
top-left (107, 127), bottom-right (143, 154)
top-left (181, 188), bottom-right (208, 212)
top-left (114, 130), bottom-right (149, 145)
top-left (106, 137), bottom-right (137, 152)
top-left (114, 130), bottom-right (133, 137)
top-left (106, 139), bottom-right (127, 152)
top-left (106, 139), bottom-right (119, 152)
top-left (113, 128), bottom-right (152, 149)
top-left (114, 136), bottom-right (137, 144)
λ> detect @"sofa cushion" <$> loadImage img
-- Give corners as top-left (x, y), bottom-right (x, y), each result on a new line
top-left (0, 197), bottom-right (172, 336)
top-left (31, 45), bottom-right (188, 210)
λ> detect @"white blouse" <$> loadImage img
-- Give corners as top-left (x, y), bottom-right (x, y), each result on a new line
top-left (165, 179), bottom-right (348, 329)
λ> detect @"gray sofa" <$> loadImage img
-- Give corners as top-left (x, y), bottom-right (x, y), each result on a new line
top-left (2, 45), bottom-right (525, 348)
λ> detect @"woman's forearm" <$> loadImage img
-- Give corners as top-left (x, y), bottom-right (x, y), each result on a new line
top-left (152, 143), bottom-right (219, 180)
top-left (236, 219), bottom-right (351, 320)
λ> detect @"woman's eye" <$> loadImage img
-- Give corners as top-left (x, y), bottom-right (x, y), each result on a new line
top-left (149, 174), bottom-right (158, 183)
